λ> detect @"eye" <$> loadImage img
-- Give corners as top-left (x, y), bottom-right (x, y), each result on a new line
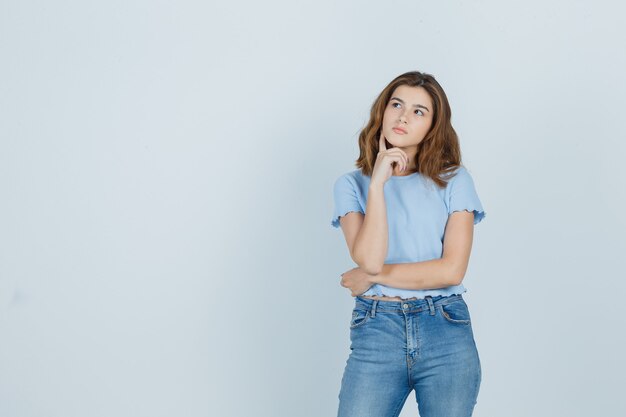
top-left (391, 102), bottom-right (401, 108)
top-left (414, 109), bottom-right (424, 116)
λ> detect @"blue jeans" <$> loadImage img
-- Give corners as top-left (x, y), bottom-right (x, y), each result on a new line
top-left (337, 294), bottom-right (481, 417)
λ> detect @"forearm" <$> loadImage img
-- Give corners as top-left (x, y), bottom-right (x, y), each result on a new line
top-left (352, 183), bottom-right (388, 275)
top-left (369, 258), bottom-right (459, 290)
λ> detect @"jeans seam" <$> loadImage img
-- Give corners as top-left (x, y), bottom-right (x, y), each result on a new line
top-left (391, 389), bottom-right (411, 417)
top-left (349, 309), bottom-right (371, 329)
top-left (439, 305), bottom-right (471, 325)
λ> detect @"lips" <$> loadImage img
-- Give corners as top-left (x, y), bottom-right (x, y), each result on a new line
top-left (392, 127), bottom-right (407, 134)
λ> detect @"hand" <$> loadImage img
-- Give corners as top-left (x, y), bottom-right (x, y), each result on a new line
top-left (340, 267), bottom-right (375, 297)
top-left (370, 131), bottom-right (410, 186)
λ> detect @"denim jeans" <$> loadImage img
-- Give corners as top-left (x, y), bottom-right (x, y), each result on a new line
top-left (337, 294), bottom-right (481, 417)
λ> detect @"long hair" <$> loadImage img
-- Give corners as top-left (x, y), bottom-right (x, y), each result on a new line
top-left (355, 71), bottom-right (462, 188)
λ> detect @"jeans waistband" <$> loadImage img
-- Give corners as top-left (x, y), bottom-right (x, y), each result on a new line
top-left (355, 294), bottom-right (464, 317)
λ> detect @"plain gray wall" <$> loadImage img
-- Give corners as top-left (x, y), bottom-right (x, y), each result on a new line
top-left (1, 1), bottom-right (625, 416)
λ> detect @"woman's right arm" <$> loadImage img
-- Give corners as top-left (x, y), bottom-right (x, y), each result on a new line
top-left (338, 133), bottom-right (408, 275)
top-left (339, 182), bottom-right (388, 275)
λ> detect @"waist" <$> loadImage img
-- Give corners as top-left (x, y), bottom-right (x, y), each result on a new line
top-left (361, 283), bottom-right (467, 300)
top-left (360, 295), bottom-right (418, 301)
top-left (355, 293), bottom-right (465, 311)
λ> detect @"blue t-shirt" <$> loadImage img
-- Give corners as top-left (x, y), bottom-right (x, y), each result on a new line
top-left (331, 166), bottom-right (486, 299)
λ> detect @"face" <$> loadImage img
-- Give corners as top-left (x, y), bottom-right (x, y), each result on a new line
top-left (382, 85), bottom-right (433, 149)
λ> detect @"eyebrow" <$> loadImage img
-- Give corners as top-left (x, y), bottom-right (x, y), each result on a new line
top-left (390, 97), bottom-right (430, 113)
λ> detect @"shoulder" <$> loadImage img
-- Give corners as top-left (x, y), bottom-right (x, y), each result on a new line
top-left (333, 169), bottom-right (365, 188)
top-left (440, 165), bottom-right (481, 198)
top-left (450, 165), bottom-right (470, 179)
top-left (446, 165), bottom-right (475, 187)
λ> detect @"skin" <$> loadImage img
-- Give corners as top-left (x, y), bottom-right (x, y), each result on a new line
top-left (339, 85), bottom-right (475, 298)
top-left (381, 84), bottom-right (434, 176)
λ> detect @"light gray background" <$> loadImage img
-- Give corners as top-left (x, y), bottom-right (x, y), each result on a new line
top-left (1, 1), bottom-right (625, 416)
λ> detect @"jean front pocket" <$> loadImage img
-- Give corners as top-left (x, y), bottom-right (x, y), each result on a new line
top-left (349, 307), bottom-right (371, 329)
top-left (439, 299), bottom-right (471, 325)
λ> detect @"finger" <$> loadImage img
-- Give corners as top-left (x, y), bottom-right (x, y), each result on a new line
top-left (392, 149), bottom-right (408, 167)
top-left (385, 153), bottom-right (407, 172)
top-left (387, 149), bottom-right (409, 171)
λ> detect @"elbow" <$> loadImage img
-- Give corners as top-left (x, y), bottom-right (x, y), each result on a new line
top-left (351, 251), bottom-right (384, 276)
top-left (447, 261), bottom-right (467, 286)
top-left (449, 273), bottom-right (464, 287)
top-left (450, 271), bottom-right (465, 285)
top-left (350, 240), bottom-right (386, 276)
top-left (353, 257), bottom-right (384, 276)
top-left (361, 263), bottom-right (383, 276)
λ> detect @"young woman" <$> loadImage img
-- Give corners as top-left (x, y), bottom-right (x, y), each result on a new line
top-left (331, 71), bottom-right (486, 417)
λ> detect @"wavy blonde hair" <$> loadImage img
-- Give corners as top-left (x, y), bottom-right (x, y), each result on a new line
top-left (355, 70), bottom-right (463, 188)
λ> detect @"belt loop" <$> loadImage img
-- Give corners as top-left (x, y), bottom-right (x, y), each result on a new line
top-left (426, 296), bottom-right (435, 315)
top-left (370, 299), bottom-right (378, 318)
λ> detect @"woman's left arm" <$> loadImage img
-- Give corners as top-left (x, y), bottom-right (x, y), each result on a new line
top-left (372, 210), bottom-right (475, 290)
top-left (341, 210), bottom-right (475, 294)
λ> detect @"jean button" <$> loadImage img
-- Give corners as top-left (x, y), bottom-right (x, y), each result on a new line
top-left (403, 303), bottom-right (409, 309)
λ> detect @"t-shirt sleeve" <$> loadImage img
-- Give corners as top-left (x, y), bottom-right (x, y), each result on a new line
top-left (331, 174), bottom-right (364, 228)
top-left (447, 167), bottom-right (486, 225)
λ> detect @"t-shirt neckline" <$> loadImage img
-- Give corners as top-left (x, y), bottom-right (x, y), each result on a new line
top-left (389, 171), bottom-right (419, 179)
